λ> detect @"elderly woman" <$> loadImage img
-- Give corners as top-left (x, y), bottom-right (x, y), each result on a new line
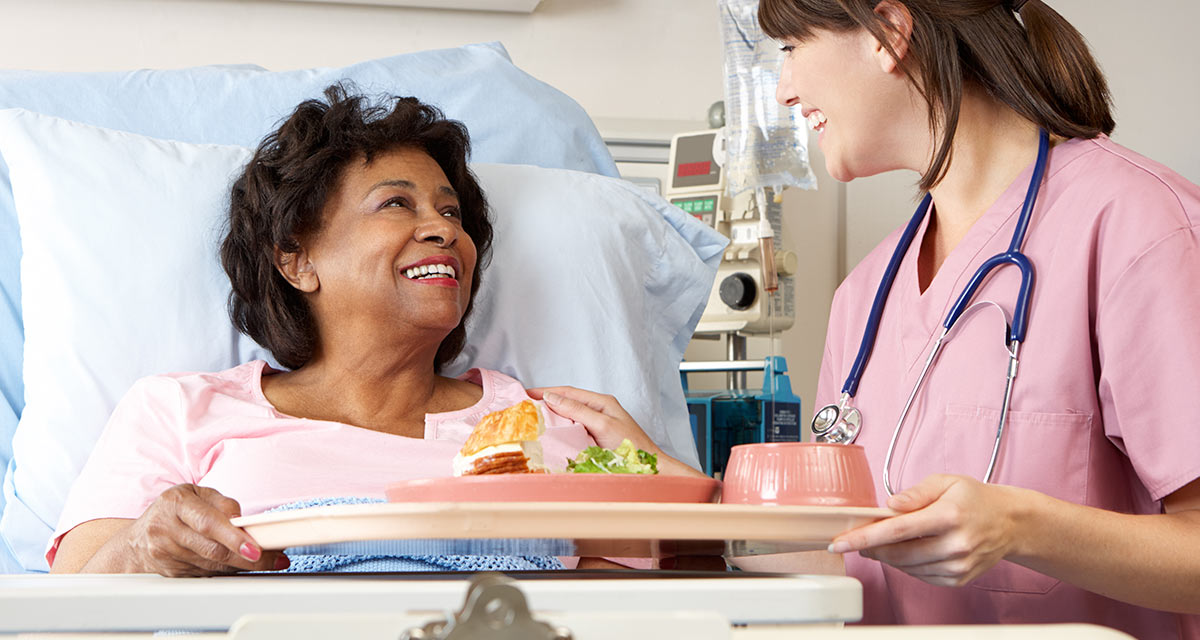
top-left (47, 85), bottom-right (606, 576)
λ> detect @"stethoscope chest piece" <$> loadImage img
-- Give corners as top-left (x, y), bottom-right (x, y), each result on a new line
top-left (811, 393), bottom-right (862, 444)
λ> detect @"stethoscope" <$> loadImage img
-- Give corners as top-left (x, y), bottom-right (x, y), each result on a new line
top-left (812, 129), bottom-right (1049, 496)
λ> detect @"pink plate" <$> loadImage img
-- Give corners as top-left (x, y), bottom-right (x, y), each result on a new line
top-left (386, 474), bottom-right (721, 504)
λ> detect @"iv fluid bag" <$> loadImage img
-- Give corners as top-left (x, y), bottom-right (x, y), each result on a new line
top-left (719, 0), bottom-right (817, 195)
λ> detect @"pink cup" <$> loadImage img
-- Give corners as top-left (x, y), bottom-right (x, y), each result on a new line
top-left (722, 442), bottom-right (878, 507)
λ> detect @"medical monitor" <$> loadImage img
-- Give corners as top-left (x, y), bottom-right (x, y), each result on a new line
top-left (667, 130), bottom-right (726, 228)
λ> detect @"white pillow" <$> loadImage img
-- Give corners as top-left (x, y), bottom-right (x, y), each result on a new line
top-left (0, 109), bottom-right (724, 571)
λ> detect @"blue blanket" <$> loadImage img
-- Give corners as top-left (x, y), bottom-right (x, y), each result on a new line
top-left (266, 497), bottom-right (564, 573)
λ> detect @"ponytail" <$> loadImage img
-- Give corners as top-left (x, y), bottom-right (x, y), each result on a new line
top-left (1015, 0), bottom-right (1114, 137)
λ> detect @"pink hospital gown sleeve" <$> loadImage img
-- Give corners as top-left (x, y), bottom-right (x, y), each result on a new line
top-left (1095, 226), bottom-right (1200, 501)
top-left (48, 375), bottom-right (193, 566)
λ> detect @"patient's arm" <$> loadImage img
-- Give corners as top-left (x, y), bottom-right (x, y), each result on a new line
top-left (529, 386), bottom-right (708, 478)
top-left (52, 484), bottom-right (287, 576)
top-left (52, 518), bottom-right (135, 573)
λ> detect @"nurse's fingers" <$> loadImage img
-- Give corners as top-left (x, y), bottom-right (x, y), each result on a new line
top-left (886, 474), bottom-right (960, 512)
top-left (872, 549), bottom-right (998, 588)
top-left (857, 530), bottom-right (966, 568)
top-left (828, 505), bottom-right (958, 554)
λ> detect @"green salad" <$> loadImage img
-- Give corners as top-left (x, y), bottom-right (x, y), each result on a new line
top-left (567, 439), bottom-right (658, 475)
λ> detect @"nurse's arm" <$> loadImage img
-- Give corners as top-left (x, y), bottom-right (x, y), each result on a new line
top-left (1012, 476), bottom-right (1200, 613)
top-left (828, 474), bottom-right (1200, 614)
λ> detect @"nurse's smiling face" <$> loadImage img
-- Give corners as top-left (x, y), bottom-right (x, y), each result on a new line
top-left (774, 13), bottom-right (931, 182)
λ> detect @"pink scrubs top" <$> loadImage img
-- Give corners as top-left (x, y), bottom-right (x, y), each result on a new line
top-left (818, 135), bottom-right (1200, 637)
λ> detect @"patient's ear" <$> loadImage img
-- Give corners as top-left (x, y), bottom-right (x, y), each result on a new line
top-left (274, 246), bottom-right (319, 293)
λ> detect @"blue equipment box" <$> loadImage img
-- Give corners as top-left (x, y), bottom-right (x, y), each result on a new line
top-left (681, 356), bottom-right (802, 476)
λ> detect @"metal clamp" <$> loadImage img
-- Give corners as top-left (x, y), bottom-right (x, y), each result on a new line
top-left (401, 573), bottom-right (573, 640)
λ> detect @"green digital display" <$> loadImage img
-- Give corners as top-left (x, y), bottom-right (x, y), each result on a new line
top-left (672, 196), bottom-right (717, 214)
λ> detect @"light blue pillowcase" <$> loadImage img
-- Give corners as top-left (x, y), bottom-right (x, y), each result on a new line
top-left (0, 42), bottom-right (618, 571)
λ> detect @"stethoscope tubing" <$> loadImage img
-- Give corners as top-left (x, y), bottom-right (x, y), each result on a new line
top-left (840, 194), bottom-right (930, 398)
top-left (842, 129), bottom-right (1048, 395)
top-left (942, 130), bottom-right (1048, 343)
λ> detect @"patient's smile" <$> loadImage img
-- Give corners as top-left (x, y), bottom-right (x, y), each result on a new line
top-left (401, 256), bottom-right (460, 287)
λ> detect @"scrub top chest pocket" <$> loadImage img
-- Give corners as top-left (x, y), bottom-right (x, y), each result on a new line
top-left (942, 404), bottom-right (1092, 594)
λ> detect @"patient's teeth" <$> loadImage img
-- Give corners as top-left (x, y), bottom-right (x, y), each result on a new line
top-left (403, 263), bottom-right (460, 280)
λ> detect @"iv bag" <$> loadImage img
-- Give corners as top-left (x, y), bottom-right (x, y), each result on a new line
top-left (718, 0), bottom-right (817, 195)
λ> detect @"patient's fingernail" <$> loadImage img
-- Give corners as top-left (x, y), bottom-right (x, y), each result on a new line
top-left (240, 542), bottom-right (261, 562)
top-left (828, 541), bottom-right (850, 554)
top-left (544, 392), bottom-right (562, 406)
top-left (274, 555), bottom-right (291, 571)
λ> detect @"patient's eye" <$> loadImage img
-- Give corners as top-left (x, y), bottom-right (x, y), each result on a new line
top-left (779, 44), bottom-right (795, 53)
top-left (382, 196), bottom-right (411, 210)
top-left (441, 207), bottom-right (462, 220)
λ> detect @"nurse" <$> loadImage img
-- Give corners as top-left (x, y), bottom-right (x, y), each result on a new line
top-left (759, 0), bottom-right (1200, 634)
top-left (543, 0), bottom-right (1200, 635)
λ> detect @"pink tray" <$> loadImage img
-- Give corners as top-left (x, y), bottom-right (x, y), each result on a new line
top-left (385, 474), bottom-right (722, 504)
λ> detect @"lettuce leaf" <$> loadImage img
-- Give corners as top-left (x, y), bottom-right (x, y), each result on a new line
top-left (567, 439), bottom-right (658, 474)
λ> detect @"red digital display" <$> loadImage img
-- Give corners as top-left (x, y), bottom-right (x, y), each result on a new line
top-left (677, 161), bottom-right (712, 177)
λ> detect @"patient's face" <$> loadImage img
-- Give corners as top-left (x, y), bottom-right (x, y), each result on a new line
top-left (304, 147), bottom-right (477, 343)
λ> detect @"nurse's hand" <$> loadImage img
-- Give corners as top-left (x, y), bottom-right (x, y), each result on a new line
top-left (528, 386), bottom-right (707, 478)
top-left (827, 474), bottom-right (1028, 587)
top-left (120, 484), bottom-right (288, 577)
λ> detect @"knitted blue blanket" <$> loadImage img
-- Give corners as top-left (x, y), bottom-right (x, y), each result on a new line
top-left (265, 497), bottom-right (565, 573)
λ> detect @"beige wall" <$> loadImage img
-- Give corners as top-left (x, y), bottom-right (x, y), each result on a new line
top-left (2, 0), bottom-right (1196, 424)
top-left (0, 0), bottom-right (724, 123)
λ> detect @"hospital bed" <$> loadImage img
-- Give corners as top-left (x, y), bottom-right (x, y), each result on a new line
top-left (0, 43), bottom-right (1134, 639)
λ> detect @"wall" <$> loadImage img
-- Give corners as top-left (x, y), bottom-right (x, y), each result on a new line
top-left (0, 0), bottom-right (725, 123)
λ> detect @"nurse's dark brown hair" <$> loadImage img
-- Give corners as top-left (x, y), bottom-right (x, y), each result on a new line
top-left (759, 0), bottom-right (1114, 191)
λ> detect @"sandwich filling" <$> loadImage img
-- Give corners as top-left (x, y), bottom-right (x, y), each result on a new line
top-left (452, 441), bottom-right (546, 476)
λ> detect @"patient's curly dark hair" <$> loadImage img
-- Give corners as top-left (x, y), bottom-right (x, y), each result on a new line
top-left (220, 83), bottom-right (493, 372)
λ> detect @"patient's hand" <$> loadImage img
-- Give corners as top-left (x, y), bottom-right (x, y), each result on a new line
top-left (56, 484), bottom-right (288, 576)
top-left (529, 386), bottom-right (707, 478)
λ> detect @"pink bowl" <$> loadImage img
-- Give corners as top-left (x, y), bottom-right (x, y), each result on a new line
top-left (722, 442), bottom-right (877, 507)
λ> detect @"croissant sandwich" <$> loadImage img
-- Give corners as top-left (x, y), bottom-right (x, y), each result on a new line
top-left (452, 400), bottom-right (548, 476)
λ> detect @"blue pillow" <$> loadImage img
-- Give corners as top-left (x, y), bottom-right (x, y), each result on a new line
top-left (0, 42), bottom-right (618, 566)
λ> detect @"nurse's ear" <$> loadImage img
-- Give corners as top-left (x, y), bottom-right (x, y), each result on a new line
top-left (872, 0), bottom-right (915, 75)
top-left (274, 244), bottom-right (319, 294)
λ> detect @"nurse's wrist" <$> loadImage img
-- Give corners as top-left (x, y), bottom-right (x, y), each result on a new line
top-left (1002, 484), bottom-right (1055, 563)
